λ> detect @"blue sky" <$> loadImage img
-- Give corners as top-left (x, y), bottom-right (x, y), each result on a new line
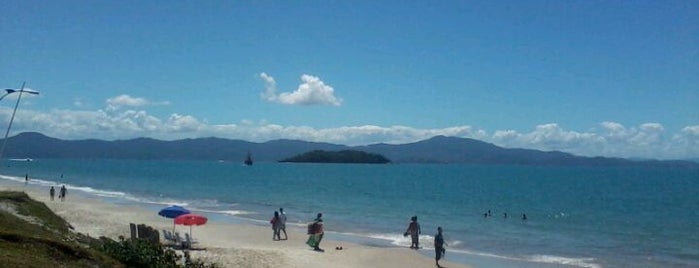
top-left (1, 0), bottom-right (697, 159)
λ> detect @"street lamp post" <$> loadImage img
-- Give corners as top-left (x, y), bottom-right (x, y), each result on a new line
top-left (0, 82), bottom-right (40, 163)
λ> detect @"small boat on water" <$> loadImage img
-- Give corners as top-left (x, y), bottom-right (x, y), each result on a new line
top-left (10, 158), bottom-right (33, 162)
top-left (244, 152), bottom-right (253, 166)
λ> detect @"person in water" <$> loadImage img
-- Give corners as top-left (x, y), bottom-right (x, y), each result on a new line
top-left (434, 226), bottom-right (447, 268)
top-left (404, 216), bottom-right (421, 249)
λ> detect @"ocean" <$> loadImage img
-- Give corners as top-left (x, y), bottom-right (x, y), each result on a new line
top-left (1, 159), bottom-right (698, 268)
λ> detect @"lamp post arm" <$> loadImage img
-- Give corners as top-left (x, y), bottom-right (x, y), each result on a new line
top-left (0, 90), bottom-right (15, 101)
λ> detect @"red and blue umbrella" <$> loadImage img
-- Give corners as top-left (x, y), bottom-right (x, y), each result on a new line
top-left (159, 205), bottom-right (191, 232)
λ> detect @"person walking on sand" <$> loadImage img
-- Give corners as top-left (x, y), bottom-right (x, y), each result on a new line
top-left (405, 216), bottom-right (421, 249)
top-left (271, 211), bottom-right (282, 241)
top-left (279, 208), bottom-right (288, 240)
top-left (49, 186), bottom-right (55, 201)
top-left (435, 227), bottom-right (448, 268)
top-left (59, 185), bottom-right (67, 201)
top-left (306, 213), bottom-right (324, 252)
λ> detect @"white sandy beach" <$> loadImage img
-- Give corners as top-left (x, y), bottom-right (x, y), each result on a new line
top-left (1, 182), bottom-right (470, 268)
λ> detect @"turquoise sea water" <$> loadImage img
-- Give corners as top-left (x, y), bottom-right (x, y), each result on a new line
top-left (2, 159), bottom-right (698, 268)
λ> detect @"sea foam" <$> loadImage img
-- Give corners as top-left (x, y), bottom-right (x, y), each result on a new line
top-left (528, 255), bottom-right (601, 268)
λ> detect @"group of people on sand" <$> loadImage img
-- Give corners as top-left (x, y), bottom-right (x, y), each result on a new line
top-left (49, 185), bottom-right (67, 201)
top-left (403, 216), bottom-right (448, 267)
top-left (269, 208), bottom-right (288, 241)
top-left (269, 209), bottom-right (326, 252)
top-left (270, 210), bottom-right (447, 266)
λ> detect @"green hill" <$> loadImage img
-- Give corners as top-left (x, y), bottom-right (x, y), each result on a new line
top-left (280, 150), bottom-right (390, 164)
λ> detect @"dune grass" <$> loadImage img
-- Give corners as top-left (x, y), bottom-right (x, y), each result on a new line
top-left (0, 190), bottom-right (220, 268)
top-left (0, 191), bottom-right (122, 268)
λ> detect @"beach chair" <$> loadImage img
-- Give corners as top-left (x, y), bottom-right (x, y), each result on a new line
top-left (174, 232), bottom-right (184, 248)
top-left (185, 233), bottom-right (198, 244)
top-left (183, 234), bottom-right (192, 249)
top-left (169, 231), bottom-right (179, 244)
top-left (184, 233), bottom-right (204, 250)
top-left (162, 229), bottom-right (175, 245)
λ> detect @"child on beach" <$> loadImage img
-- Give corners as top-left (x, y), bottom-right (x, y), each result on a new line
top-left (404, 216), bottom-right (421, 249)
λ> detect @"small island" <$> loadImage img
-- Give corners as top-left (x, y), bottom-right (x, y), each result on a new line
top-left (279, 150), bottom-right (391, 164)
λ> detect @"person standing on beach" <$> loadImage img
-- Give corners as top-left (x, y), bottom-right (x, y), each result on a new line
top-left (405, 216), bottom-right (421, 249)
top-left (279, 208), bottom-right (288, 240)
top-left (435, 227), bottom-right (447, 268)
top-left (306, 213), bottom-right (324, 251)
top-left (59, 185), bottom-right (67, 201)
top-left (49, 186), bottom-right (55, 201)
top-left (271, 211), bottom-right (282, 241)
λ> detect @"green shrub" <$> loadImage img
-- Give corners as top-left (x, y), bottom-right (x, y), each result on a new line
top-left (99, 236), bottom-right (219, 268)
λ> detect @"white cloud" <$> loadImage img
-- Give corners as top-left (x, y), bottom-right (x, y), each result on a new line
top-left (73, 98), bottom-right (84, 107)
top-left (486, 122), bottom-right (699, 159)
top-left (106, 95), bottom-right (148, 110)
top-left (166, 114), bottom-right (203, 132)
top-left (491, 123), bottom-right (605, 155)
top-left (106, 94), bottom-right (170, 111)
top-left (259, 73), bottom-right (342, 106)
top-left (259, 72), bottom-right (277, 102)
top-left (670, 125), bottom-right (699, 158)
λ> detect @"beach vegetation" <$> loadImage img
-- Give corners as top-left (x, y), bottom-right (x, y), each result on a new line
top-left (0, 191), bottom-right (122, 267)
top-left (100, 236), bottom-right (220, 268)
top-left (0, 191), bottom-right (219, 268)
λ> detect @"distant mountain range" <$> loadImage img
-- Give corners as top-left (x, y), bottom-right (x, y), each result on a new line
top-left (1, 132), bottom-right (696, 167)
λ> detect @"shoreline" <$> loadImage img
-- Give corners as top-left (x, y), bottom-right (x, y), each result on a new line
top-left (1, 180), bottom-right (471, 268)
